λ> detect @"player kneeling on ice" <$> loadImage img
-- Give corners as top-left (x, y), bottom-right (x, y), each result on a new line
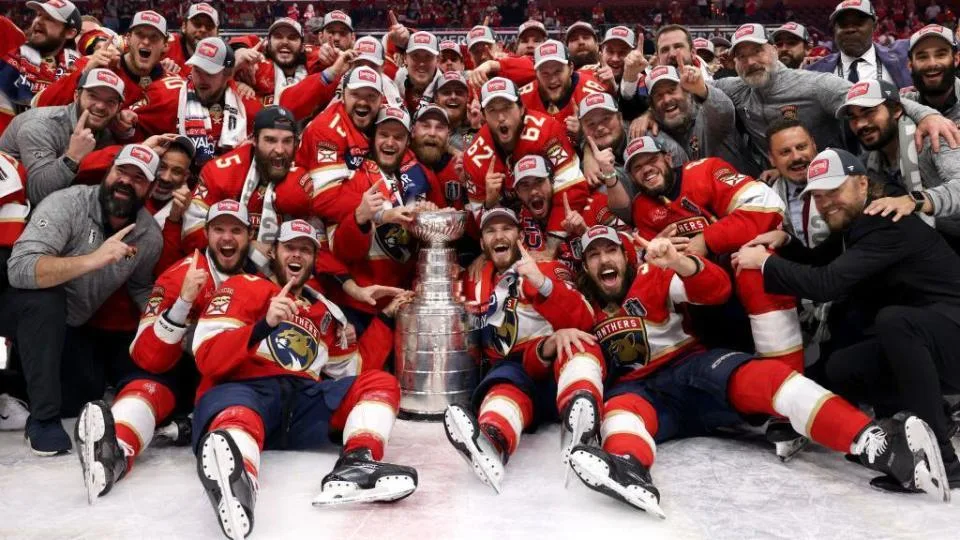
top-left (76, 200), bottom-right (253, 504)
top-left (444, 207), bottom-right (601, 493)
top-left (190, 219), bottom-right (416, 540)
top-left (565, 225), bottom-right (951, 517)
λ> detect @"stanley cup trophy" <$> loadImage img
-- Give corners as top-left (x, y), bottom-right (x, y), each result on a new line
top-left (395, 210), bottom-right (481, 420)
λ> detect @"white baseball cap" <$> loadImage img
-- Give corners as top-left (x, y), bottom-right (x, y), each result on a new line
top-left (206, 199), bottom-right (250, 227)
top-left (771, 22), bottom-right (809, 42)
top-left (602, 26), bottom-right (636, 49)
top-left (79, 68), bottom-right (125, 99)
top-left (578, 92), bottom-right (618, 119)
top-left (479, 207), bottom-right (519, 230)
top-left (414, 104), bottom-right (449, 125)
top-left (534, 40), bottom-right (568, 69)
top-left (345, 66), bottom-right (383, 93)
top-left (646, 65), bottom-right (681, 93)
top-left (436, 70), bottom-right (469, 91)
top-left (114, 144), bottom-right (160, 182)
top-left (130, 10), bottom-right (167, 35)
top-left (26, 0), bottom-right (81, 32)
top-left (693, 37), bottom-right (715, 55)
top-left (407, 31), bottom-right (439, 56)
top-left (480, 77), bottom-right (518, 107)
top-left (623, 136), bottom-right (663, 167)
top-left (909, 24), bottom-right (957, 53)
top-left (802, 148), bottom-right (868, 196)
top-left (518, 20), bottom-right (548, 40)
top-left (513, 155), bottom-right (550, 183)
top-left (376, 106), bottom-right (411, 131)
top-left (466, 25), bottom-right (495, 50)
top-left (439, 40), bottom-right (463, 57)
top-left (269, 17), bottom-right (303, 38)
top-left (830, 0), bottom-right (876, 25)
top-left (580, 224), bottom-right (623, 252)
top-left (322, 10), bottom-right (353, 31)
top-left (278, 219), bottom-right (321, 247)
top-left (186, 37), bottom-right (235, 75)
top-left (353, 36), bottom-right (384, 66)
top-left (187, 2), bottom-right (219, 26)
top-left (731, 23), bottom-right (768, 52)
top-left (835, 79), bottom-right (899, 118)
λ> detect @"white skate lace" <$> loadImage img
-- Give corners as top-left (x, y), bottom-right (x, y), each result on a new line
top-left (858, 427), bottom-right (888, 465)
top-left (119, 440), bottom-right (136, 458)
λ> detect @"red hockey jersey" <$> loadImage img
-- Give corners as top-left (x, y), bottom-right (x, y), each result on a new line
top-left (632, 158), bottom-right (785, 255)
top-left (192, 274), bottom-right (394, 398)
top-left (32, 56), bottom-right (169, 109)
top-left (463, 110), bottom-right (589, 239)
top-left (162, 34), bottom-right (193, 78)
top-left (518, 71), bottom-right (608, 145)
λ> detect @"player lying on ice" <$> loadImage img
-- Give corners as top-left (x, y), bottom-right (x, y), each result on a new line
top-left (189, 220), bottom-right (417, 539)
top-left (564, 225), bottom-right (951, 517)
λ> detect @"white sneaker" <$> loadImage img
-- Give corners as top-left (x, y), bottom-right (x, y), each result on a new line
top-left (0, 393), bottom-right (28, 431)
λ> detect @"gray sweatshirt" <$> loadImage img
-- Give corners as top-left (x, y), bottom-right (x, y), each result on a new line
top-left (7, 184), bottom-right (161, 326)
top-left (0, 103), bottom-right (114, 205)
top-left (901, 78), bottom-right (960, 124)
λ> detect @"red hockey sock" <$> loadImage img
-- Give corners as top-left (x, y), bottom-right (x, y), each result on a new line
top-left (554, 342), bottom-right (606, 413)
top-left (735, 269), bottom-right (804, 372)
top-left (210, 406), bottom-right (266, 478)
top-left (113, 379), bottom-right (176, 470)
top-left (600, 394), bottom-right (659, 468)
top-left (331, 371), bottom-right (401, 461)
top-left (478, 383), bottom-right (534, 456)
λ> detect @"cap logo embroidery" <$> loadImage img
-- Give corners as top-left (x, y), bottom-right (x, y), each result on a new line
top-left (518, 158), bottom-right (537, 172)
top-left (141, 11), bottom-right (161, 23)
top-left (96, 71), bottom-right (119, 84)
top-left (130, 147), bottom-right (153, 164)
top-left (197, 42), bottom-right (219, 58)
top-left (358, 69), bottom-right (378, 83)
top-left (735, 25), bottom-right (757, 38)
top-left (847, 82), bottom-right (871, 99)
top-left (539, 43), bottom-right (559, 56)
top-left (217, 200), bottom-right (241, 212)
top-left (808, 158), bottom-right (829, 179)
top-left (486, 80), bottom-right (507, 92)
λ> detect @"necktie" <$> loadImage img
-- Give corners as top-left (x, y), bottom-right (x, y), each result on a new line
top-left (847, 58), bottom-right (862, 83)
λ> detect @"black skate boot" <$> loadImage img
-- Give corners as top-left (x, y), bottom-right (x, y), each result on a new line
top-left (75, 401), bottom-right (128, 504)
top-left (312, 448), bottom-right (418, 506)
top-left (568, 444), bottom-right (665, 519)
top-left (197, 430), bottom-right (256, 540)
top-left (853, 412), bottom-right (950, 502)
top-left (443, 404), bottom-right (508, 493)
top-left (561, 392), bottom-right (600, 466)
top-left (155, 414), bottom-right (193, 446)
top-left (870, 442), bottom-right (960, 493)
top-left (765, 419), bottom-right (809, 462)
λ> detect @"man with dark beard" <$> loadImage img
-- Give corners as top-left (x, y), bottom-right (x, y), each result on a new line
top-left (0, 144), bottom-right (162, 455)
top-left (247, 18), bottom-right (319, 106)
top-left (902, 25), bottom-right (959, 123)
top-left (412, 104), bottom-right (464, 210)
top-left (565, 21), bottom-right (601, 70)
top-left (771, 23), bottom-right (811, 69)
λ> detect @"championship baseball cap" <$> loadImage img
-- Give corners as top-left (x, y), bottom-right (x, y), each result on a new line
top-left (578, 92), bottom-right (618, 119)
top-left (269, 17), bottom-right (302, 38)
top-left (693, 37), bottom-right (715, 58)
top-left (830, 0), bottom-right (875, 25)
top-left (353, 36), bottom-right (384, 66)
top-left (206, 199), bottom-right (250, 227)
top-left (480, 77), bottom-right (519, 107)
top-left (513, 155), bottom-right (550, 184)
top-left (518, 20), bottom-right (548, 40)
top-left (187, 2), bottom-right (219, 26)
top-left (345, 66), bottom-right (383, 93)
top-left (710, 36), bottom-right (732, 49)
top-left (254, 105), bottom-right (298, 135)
top-left (130, 10), bottom-right (167, 35)
top-left (580, 224), bottom-right (623, 252)
top-left (114, 144), bottom-right (160, 182)
top-left (835, 79), bottom-right (899, 118)
top-left (771, 22), bottom-right (809, 43)
top-left (439, 40), bottom-right (463, 57)
top-left (534, 40), bottom-right (568, 69)
top-left (623, 136), bottom-right (663, 167)
top-left (414, 104), bottom-right (449, 125)
top-left (565, 21), bottom-right (597, 41)
top-left (436, 70), bottom-right (469, 92)
top-left (376, 106), bottom-right (411, 131)
top-left (322, 10), bottom-right (353, 31)
top-left (646, 65), bottom-right (681, 93)
top-left (802, 148), bottom-right (867, 196)
top-left (26, 0), bottom-right (81, 32)
top-left (407, 31), bottom-right (439, 55)
top-left (78, 68), bottom-right (125, 98)
top-left (603, 26), bottom-right (636, 49)
top-left (466, 25), bottom-right (495, 50)
top-left (479, 207), bottom-right (519, 230)
top-left (278, 219), bottom-right (321, 247)
top-left (170, 135), bottom-right (197, 160)
top-left (909, 25), bottom-right (957, 53)
top-left (186, 37), bottom-right (235, 75)
top-left (731, 24), bottom-right (769, 52)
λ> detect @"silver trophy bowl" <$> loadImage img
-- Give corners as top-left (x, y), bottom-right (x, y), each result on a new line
top-left (410, 210), bottom-right (467, 245)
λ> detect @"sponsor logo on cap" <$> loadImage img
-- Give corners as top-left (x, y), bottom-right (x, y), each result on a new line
top-left (356, 41), bottom-right (377, 53)
top-left (385, 108), bottom-right (404, 119)
top-left (358, 69), bottom-right (377, 83)
top-left (215, 200), bottom-right (241, 212)
top-left (585, 93), bottom-right (607, 106)
top-left (627, 138), bottom-right (650, 154)
top-left (839, 0), bottom-right (864, 8)
top-left (538, 43), bottom-right (559, 56)
top-left (469, 27), bottom-right (487, 38)
top-left (735, 25), bottom-right (757, 38)
top-left (96, 70), bottom-right (119, 85)
top-left (517, 157), bottom-right (537, 172)
top-left (611, 27), bottom-right (630, 38)
top-left (587, 225), bottom-right (610, 238)
top-left (130, 146), bottom-right (153, 164)
top-left (198, 42), bottom-right (219, 58)
top-left (140, 11), bottom-right (161, 23)
top-left (413, 33), bottom-right (432, 44)
top-left (196, 3), bottom-right (215, 14)
top-left (329, 11), bottom-right (348, 21)
top-left (847, 82), bottom-right (870, 99)
top-left (440, 40), bottom-right (459, 50)
top-left (649, 66), bottom-right (672, 79)
top-left (808, 158), bottom-right (829, 179)
top-left (917, 25), bottom-right (947, 38)
top-left (694, 38), bottom-right (710, 47)
top-left (291, 220), bottom-right (312, 233)
top-left (782, 22), bottom-right (800, 30)
top-left (486, 80), bottom-right (507, 92)
top-left (49, 0), bottom-right (66, 8)
top-left (444, 71), bottom-right (464, 81)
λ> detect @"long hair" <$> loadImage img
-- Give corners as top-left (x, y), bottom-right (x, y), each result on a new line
top-left (577, 253), bottom-right (637, 308)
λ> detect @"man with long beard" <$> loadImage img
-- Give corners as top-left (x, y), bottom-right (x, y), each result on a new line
top-left (902, 25), bottom-right (959, 123)
top-left (412, 104), bottom-right (464, 210)
top-left (771, 22), bottom-right (811, 69)
top-left (0, 144), bottom-right (162, 455)
top-left (247, 18), bottom-right (322, 107)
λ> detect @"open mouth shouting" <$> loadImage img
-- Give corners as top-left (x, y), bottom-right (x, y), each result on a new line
top-left (352, 105), bottom-right (373, 126)
top-left (597, 265), bottom-right (620, 291)
top-left (284, 259), bottom-right (307, 283)
top-left (527, 196), bottom-right (548, 217)
top-left (138, 47), bottom-right (153, 62)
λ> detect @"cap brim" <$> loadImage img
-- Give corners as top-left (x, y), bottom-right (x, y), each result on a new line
top-left (323, 21), bottom-right (353, 31)
top-left (82, 81), bottom-right (123, 96)
top-left (406, 45), bottom-right (438, 55)
top-left (801, 175), bottom-right (848, 196)
top-left (269, 22), bottom-right (302, 37)
top-left (479, 209), bottom-right (519, 229)
top-left (481, 93), bottom-right (518, 108)
top-left (207, 211), bottom-right (249, 227)
top-left (836, 97), bottom-right (886, 118)
top-left (602, 37), bottom-right (633, 48)
top-left (566, 23), bottom-right (595, 37)
top-left (534, 57), bottom-right (566, 69)
top-left (415, 108), bottom-right (449, 124)
top-left (131, 22), bottom-right (166, 35)
top-left (732, 37), bottom-right (768, 51)
top-left (910, 33), bottom-right (954, 52)
top-left (437, 79), bottom-right (468, 91)
top-left (188, 12), bottom-right (218, 26)
top-left (648, 76), bottom-right (680, 93)
top-left (346, 80), bottom-right (381, 92)
top-left (830, 7), bottom-right (875, 24)
top-left (579, 104), bottom-right (618, 119)
top-left (581, 232), bottom-right (622, 251)
top-left (771, 30), bottom-right (806, 41)
top-left (186, 56), bottom-right (225, 74)
top-left (355, 53), bottom-right (383, 66)
top-left (279, 233), bottom-right (321, 247)
top-left (468, 38), bottom-right (495, 49)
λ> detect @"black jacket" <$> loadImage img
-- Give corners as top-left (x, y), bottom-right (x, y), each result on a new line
top-left (764, 212), bottom-right (960, 327)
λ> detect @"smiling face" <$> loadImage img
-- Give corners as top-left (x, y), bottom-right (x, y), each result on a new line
top-left (322, 22), bottom-right (354, 50)
top-left (768, 126), bottom-right (817, 184)
top-left (536, 61), bottom-right (573, 104)
top-left (481, 219), bottom-right (521, 271)
top-left (273, 237), bottom-right (317, 289)
top-left (374, 121), bottom-right (410, 173)
top-left (909, 37), bottom-right (959, 98)
top-left (583, 239), bottom-right (630, 303)
top-left (76, 86), bottom-right (122, 130)
top-left (436, 84), bottom-right (468, 127)
top-left (483, 98), bottom-right (524, 153)
top-left (734, 42), bottom-right (776, 88)
top-left (602, 41), bottom-right (631, 79)
top-left (190, 67), bottom-right (231, 106)
top-left (101, 164), bottom-right (152, 219)
top-left (152, 147), bottom-right (192, 201)
top-left (344, 86), bottom-right (381, 130)
top-left (581, 109), bottom-right (624, 151)
top-left (773, 34), bottom-right (808, 69)
top-left (650, 81), bottom-right (694, 131)
top-left (254, 127), bottom-right (297, 183)
top-left (406, 50), bottom-right (438, 88)
top-left (847, 103), bottom-right (900, 151)
top-left (206, 215), bottom-right (250, 274)
top-left (514, 175), bottom-right (553, 220)
top-left (28, 10), bottom-right (76, 55)
top-left (412, 117), bottom-right (450, 167)
top-left (833, 11), bottom-right (875, 59)
top-left (628, 151), bottom-right (674, 197)
top-left (810, 175), bottom-right (869, 232)
top-left (126, 26), bottom-right (166, 74)
top-left (267, 26), bottom-right (304, 69)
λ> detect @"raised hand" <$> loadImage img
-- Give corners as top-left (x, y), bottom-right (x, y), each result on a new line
top-left (382, 206), bottom-right (417, 226)
top-left (356, 178), bottom-right (385, 225)
top-left (317, 43), bottom-right (339, 67)
top-left (160, 57), bottom-right (182, 75)
top-left (328, 49), bottom-right (357, 78)
top-left (745, 230), bottom-right (791, 249)
top-left (83, 44), bottom-right (121, 73)
top-left (587, 135), bottom-right (616, 176)
top-left (67, 110), bottom-right (97, 162)
top-left (565, 101), bottom-right (580, 137)
top-left (623, 45), bottom-right (649, 84)
top-left (515, 240), bottom-right (546, 289)
top-left (113, 109), bottom-right (138, 136)
top-left (351, 284), bottom-right (405, 306)
top-left (266, 279), bottom-right (298, 327)
top-left (167, 185), bottom-right (192, 224)
top-left (386, 11), bottom-right (410, 48)
top-left (560, 192), bottom-right (587, 237)
top-left (677, 56), bottom-right (707, 98)
top-left (143, 133), bottom-right (178, 154)
top-left (179, 249), bottom-right (209, 303)
top-left (91, 223), bottom-right (137, 268)
top-left (633, 234), bottom-right (683, 269)
top-left (484, 159), bottom-right (504, 208)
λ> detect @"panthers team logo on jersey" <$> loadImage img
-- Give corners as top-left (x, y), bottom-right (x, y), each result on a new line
top-left (268, 318), bottom-right (321, 373)
top-left (595, 317), bottom-right (650, 367)
top-left (375, 222), bottom-right (414, 263)
top-left (489, 296), bottom-right (520, 356)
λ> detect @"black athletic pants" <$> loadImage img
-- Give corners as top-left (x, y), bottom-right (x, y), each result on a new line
top-left (0, 287), bottom-right (134, 421)
top-left (825, 305), bottom-right (960, 461)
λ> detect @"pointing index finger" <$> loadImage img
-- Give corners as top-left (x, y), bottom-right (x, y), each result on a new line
top-left (279, 278), bottom-right (295, 298)
top-left (563, 192), bottom-right (572, 216)
top-left (111, 222), bottom-right (136, 240)
top-left (75, 109), bottom-right (90, 133)
top-left (190, 248), bottom-right (200, 270)
top-left (388, 10), bottom-right (398, 27)
top-left (487, 159), bottom-right (496, 176)
top-left (586, 135), bottom-right (600, 155)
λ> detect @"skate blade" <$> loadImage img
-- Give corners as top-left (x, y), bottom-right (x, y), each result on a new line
top-left (443, 406), bottom-right (504, 494)
top-left (312, 474), bottom-right (417, 507)
top-left (775, 436), bottom-right (810, 463)
top-left (569, 450), bottom-right (665, 519)
top-left (77, 404), bottom-right (107, 505)
top-left (562, 398), bottom-right (597, 489)
top-left (904, 417), bottom-right (951, 503)
top-left (200, 433), bottom-right (251, 540)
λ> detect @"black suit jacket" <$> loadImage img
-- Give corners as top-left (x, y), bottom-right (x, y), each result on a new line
top-left (764, 212), bottom-right (960, 327)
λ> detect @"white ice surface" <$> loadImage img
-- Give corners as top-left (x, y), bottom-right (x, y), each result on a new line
top-left (0, 419), bottom-right (956, 540)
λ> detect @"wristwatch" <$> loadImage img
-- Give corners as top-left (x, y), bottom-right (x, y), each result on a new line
top-left (910, 191), bottom-right (927, 214)
top-left (61, 155), bottom-right (79, 172)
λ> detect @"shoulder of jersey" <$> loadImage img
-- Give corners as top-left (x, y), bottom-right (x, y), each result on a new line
top-left (682, 157), bottom-right (714, 171)
top-left (519, 82), bottom-right (535, 95)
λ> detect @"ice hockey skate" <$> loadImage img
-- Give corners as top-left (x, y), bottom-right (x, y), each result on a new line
top-left (197, 430), bottom-right (256, 540)
top-left (766, 419), bottom-right (809, 462)
top-left (311, 448), bottom-right (418, 506)
top-left (155, 414), bottom-right (192, 446)
top-left (75, 401), bottom-right (128, 504)
top-left (560, 392), bottom-right (599, 486)
top-left (443, 404), bottom-right (507, 493)
top-left (853, 412), bottom-right (950, 503)
top-left (568, 444), bottom-right (665, 519)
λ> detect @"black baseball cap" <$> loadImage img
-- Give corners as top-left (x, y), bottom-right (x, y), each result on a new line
top-left (170, 135), bottom-right (197, 160)
top-left (253, 106), bottom-right (298, 136)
